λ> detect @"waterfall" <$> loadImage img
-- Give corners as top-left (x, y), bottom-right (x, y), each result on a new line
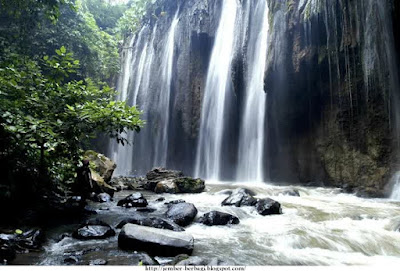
top-left (152, 12), bottom-right (179, 168)
top-left (108, 0), bottom-right (399, 196)
top-left (111, 28), bottom-right (147, 176)
top-left (129, 25), bottom-right (158, 175)
top-left (390, 172), bottom-right (400, 200)
top-left (236, 0), bottom-right (269, 183)
top-left (194, 0), bottom-right (238, 181)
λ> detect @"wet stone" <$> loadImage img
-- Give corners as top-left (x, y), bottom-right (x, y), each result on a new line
top-left (166, 203), bottom-right (198, 227)
top-left (198, 211), bottom-right (240, 226)
top-left (117, 193), bottom-right (148, 208)
top-left (255, 198), bottom-right (282, 216)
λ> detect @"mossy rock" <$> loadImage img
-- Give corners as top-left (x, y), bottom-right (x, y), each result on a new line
top-left (90, 169), bottom-right (117, 196)
top-left (84, 150), bottom-right (116, 183)
top-left (174, 177), bottom-right (205, 193)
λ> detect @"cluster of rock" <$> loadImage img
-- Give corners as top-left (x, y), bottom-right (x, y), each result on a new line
top-left (109, 168), bottom-right (206, 194)
top-left (1, 151), bottom-right (296, 265)
top-left (0, 229), bottom-right (45, 263)
top-left (221, 188), bottom-right (283, 216)
top-left (144, 168), bottom-right (206, 194)
top-left (112, 186), bottom-right (286, 260)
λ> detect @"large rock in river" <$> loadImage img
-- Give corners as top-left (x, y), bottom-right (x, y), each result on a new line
top-left (174, 177), bottom-right (205, 193)
top-left (145, 168), bottom-right (205, 194)
top-left (118, 224), bottom-right (194, 257)
top-left (198, 211), bottom-right (239, 226)
top-left (256, 198), bottom-right (282, 216)
top-left (73, 219), bottom-right (115, 240)
top-left (117, 193), bottom-right (148, 208)
top-left (155, 180), bottom-right (179, 194)
top-left (116, 214), bottom-right (185, 232)
top-left (166, 203), bottom-right (198, 226)
top-left (221, 188), bottom-right (257, 207)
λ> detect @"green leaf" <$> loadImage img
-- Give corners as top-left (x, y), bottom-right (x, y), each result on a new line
top-left (60, 46), bottom-right (66, 54)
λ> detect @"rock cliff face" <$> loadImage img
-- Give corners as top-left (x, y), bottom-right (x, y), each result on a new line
top-left (111, 0), bottom-right (400, 197)
top-left (265, 0), bottom-right (399, 196)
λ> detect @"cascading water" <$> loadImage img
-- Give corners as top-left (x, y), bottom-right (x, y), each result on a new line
top-left (236, 0), bottom-right (269, 183)
top-left (390, 172), bottom-right (400, 200)
top-left (153, 12), bottom-right (179, 168)
top-left (110, 12), bottom-right (179, 176)
top-left (110, 28), bottom-right (147, 176)
top-left (194, 0), bottom-right (238, 181)
top-left (107, 0), bottom-right (400, 198)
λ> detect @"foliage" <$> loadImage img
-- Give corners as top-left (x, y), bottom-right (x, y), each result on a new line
top-left (116, 0), bottom-right (155, 37)
top-left (81, 0), bottom-right (128, 35)
top-left (0, 0), bottom-right (76, 23)
top-left (0, 0), bottom-right (121, 82)
top-left (0, 48), bottom-right (143, 184)
top-left (0, 0), bottom-right (151, 200)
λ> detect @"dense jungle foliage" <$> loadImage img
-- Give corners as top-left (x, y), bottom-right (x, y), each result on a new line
top-left (0, 0), bottom-right (152, 203)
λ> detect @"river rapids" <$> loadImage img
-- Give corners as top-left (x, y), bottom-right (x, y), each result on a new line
top-left (13, 182), bottom-right (400, 266)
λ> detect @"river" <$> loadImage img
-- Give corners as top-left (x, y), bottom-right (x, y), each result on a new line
top-left (13, 182), bottom-right (400, 265)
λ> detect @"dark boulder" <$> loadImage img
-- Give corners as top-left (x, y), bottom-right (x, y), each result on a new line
top-left (72, 219), bottom-right (115, 240)
top-left (221, 188), bottom-right (257, 207)
top-left (156, 197), bottom-right (165, 202)
top-left (16, 229), bottom-right (45, 250)
top-left (166, 203), bottom-right (198, 227)
top-left (255, 198), bottom-right (282, 216)
top-left (146, 167), bottom-right (184, 181)
top-left (0, 229), bottom-right (45, 260)
top-left (116, 215), bottom-right (184, 232)
top-left (198, 211), bottom-right (239, 226)
top-left (117, 193), bottom-right (148, 208)
top-left (118, 224), bottom-right (194, 257)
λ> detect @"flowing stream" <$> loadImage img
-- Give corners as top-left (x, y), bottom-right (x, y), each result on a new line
top-left (14, 183), bottom-right (400, 266)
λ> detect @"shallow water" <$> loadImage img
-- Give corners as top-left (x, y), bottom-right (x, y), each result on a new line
top-left (14, 182), bottom-right (400, 265)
